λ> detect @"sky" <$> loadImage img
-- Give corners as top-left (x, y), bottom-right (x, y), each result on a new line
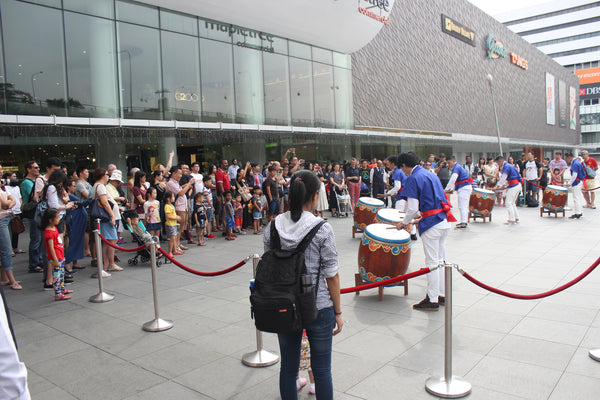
top-left (467, 0), bottom-right (550, 17)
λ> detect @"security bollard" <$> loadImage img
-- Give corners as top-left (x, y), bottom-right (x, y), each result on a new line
top-left (242, 253), bottom-right (280, 367)
top-left (425, 264), bottom-right (471, 398)
top-left (89, 221), bottom-right (114, 303)
top-left (589, 349), bottom-right (600, 362)
top-left (142, 240), bottom-right (173, 332)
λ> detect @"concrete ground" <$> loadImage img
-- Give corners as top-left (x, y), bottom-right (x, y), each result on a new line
top-left (4, 192), bottom-right (600, 400)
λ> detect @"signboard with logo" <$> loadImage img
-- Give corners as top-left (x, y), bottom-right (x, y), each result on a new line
top-left (546, 73), bottom-right (555, 126)
top-left (580, 83), bottom-right (600, 100)
top-left (486, 34), bottom-right (507, 59)
top-left (558, 80), bottom-right (567, 128)
top-left (441, 14), bottom-right (475, 46)
top-left (570, 86), bottom-right (577, 130)
top-left (575, 67), bottom-right (600, 85)
top-left (358, 0), bottom-right (393, 25)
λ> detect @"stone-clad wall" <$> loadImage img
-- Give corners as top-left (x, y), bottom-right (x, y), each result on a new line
top-left (352, 0), bottom-right (580, 145)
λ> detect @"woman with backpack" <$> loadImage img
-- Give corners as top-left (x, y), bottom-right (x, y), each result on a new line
top-left (263, 170), bottom-right (343, 400)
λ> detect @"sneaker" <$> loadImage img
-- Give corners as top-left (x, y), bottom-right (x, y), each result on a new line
top-left (64, 278), bottom-right (74, 284)
top-left (206, 234), bottom-right (216, 239)
top-left (438, 296), bottom-right (445, 306)
top-left (296, 377), bottom-right (307, 391)
top-left (309, 383), bottom-right (316, 395)
top-left (569, 214), bottom-right (582, 219)
top-left (117, 239), bottom-right (126, 245)
top-left (413, 296), bottom-right (439, 311)
top-left (43, 283), bottom-right (53, 291)
top-left (411, 234), bottom-right (418, 241)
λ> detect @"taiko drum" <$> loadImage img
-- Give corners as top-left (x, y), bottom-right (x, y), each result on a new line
top-left (374, 208), bottom-right (406, 225)
top-left (353, 197), bottom-right (385, 231)
top-left (469, 188), bottom-right (495, 216)
top-left (358, 223), bottom-right (411, 283)
top-left (542, 185), bottom-right (568, 211)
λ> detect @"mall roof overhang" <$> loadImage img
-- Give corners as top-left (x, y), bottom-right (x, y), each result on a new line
top-left (140, 0), bottom-right (395, 53)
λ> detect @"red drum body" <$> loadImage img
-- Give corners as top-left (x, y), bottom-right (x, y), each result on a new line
top-left (542, 185), bottom-right (568, 211)
top-left (358, 224), bottom-right (411, 283)
top-left (354, 197), bottom-right (385, 231)
top-left (469, 188), bottom-right (495, 216)
top-left (374, 208), bottom-right (406, 225)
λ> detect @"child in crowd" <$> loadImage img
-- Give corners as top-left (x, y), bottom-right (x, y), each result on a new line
top-left (192, 192), bottom-right (207, 246)
top-left (471, 172), bottom-right (479, 189)
top-left (202, 176), bottom-right (216, 239)
top-left (144, 187), bottom-right (161, 238)
top-left (251, 186), bottom-right (263, 234)
top-left (122, 210), bottom-right (154, 245)
top-left (296, 329), bottom-right (316, 394)
top-left (233, 193), bottom-right (244, 234)
top-left (223, 191), bottom-right (236, 240)
top-left (551, 168), bottom-right (563, 186)
top-left (163, 192), bottom-right (182, 256)
top-left (43, 208), bottom-right (73, 301)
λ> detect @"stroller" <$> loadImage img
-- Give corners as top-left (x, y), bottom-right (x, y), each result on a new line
top-left (336, 188), bottom-right (352, 217)
top-left (124, 220), bottom-right (164, 266)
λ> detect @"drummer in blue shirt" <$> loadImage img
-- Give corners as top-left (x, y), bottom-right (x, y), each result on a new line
top-left (493, 155), bottom-right (522, 225)
top-left (395, 152), bottom-right (456, 311)
top-left (444, 156), bottom-right (473, 229)
top-left (565, 152), bottom-right (586, 219)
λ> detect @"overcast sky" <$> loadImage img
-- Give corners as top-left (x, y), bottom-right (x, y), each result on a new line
top-left (467, 0), bottom-right (550, 17)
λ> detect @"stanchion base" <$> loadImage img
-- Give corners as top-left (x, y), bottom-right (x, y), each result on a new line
top-left (425, 376), bottom-right (472, 398)
top-left (142, 318), bottom-right (173, 332)
top-left (242, 349), bottom-right (280, 367)
top-left (589, 348), bottom-right (600, 362)
top-left (89, 292), bottom-right (114, 303)
top-left (90, 270), bottom-right (111, 279)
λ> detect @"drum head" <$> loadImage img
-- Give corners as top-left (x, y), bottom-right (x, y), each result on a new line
top-left (358, 197), bottom-right (385, 207)
top-left (547, 185), bottom-right (567, 192)
top-left (365, 223), bottom-right (411, 244)
top-left (376, 208), bottom-right (405, 223)
top-left (474, 188), bottom-right (495, 195)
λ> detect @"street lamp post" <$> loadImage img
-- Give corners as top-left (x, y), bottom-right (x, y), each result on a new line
top-left (487, 74), bottom-right (503, 157)
top-left (31, 71), bottom-right (43, 105)
top-left (119, 50), bottom-right (133, 113)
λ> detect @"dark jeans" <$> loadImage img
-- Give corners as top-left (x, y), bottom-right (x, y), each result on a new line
top-left (27, 217), bottom-right (46, 270)
top-left (277, 307), bottom-right (335, 400)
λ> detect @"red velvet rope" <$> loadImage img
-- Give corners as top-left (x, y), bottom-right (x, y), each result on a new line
top-left (460, 256), bottom-right (600, 300)
top-left (158, 247), bottom-right (248, 276)
top-left (97, 231), bottom-right (146, 252)
top-left (340, 267), bottom-right (432, 294)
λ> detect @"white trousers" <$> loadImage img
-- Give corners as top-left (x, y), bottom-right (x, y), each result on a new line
top-left (505, 185), bottom-right (521, 222)
top-left (395, 199), bottom-right (416, 235)
top-left (457, 186), bottom-right (472, 224)
top-left (572, 183), bottom-right (584, 214)
top-left (421, 225), bottom-right (449, 302)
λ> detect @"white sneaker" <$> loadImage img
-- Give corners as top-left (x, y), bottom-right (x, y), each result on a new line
top-left (296, 377), bottom-right (307, 391)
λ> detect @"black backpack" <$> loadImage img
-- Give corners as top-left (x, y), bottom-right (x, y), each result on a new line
top-left (250, 220), bottom-right (325, 334)
top-left (526, 193), bottom-right (539, 207)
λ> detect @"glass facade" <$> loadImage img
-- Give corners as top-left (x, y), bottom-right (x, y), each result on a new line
top-left (0, 0), bottom-right (353, 128)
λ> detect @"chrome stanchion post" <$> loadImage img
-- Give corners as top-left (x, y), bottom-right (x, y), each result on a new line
top-left (242, 253), bottom-right (279, 367)
top-left (143, 240), bottom-right (173, 332)
top-left (425, 264), bottom-right (471, 398)
top-left (589, 349), bottom-right (600, 361)
top-left (89, 219), bottom-right (114, 303)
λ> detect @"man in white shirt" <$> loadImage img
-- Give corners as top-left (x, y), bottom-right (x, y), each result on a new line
top-left (228, 158), bottom-right (239, 182)
top-left (190, 162), bottom-right (204, 195)
top-left (523, 151), bottom-right (542, 201)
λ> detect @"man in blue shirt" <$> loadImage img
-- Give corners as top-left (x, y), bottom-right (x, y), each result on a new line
top-left (383, 156), bottom-right (417, 240)
top-left (445, 156), bottom-right (473, 229)
top-left (565, 153), bottom-right (586, 219)
top-left (494, 156), bottom-right (522, 225)
top-left (396, 152), bottom-right (453, 311)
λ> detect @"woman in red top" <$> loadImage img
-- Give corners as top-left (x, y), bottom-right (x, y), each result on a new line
top-left (43, 208), bottom-right (73, 301)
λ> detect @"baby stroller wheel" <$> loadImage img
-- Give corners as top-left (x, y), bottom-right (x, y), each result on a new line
top-left (128, 259), bottom-right (133, 265)
top-left (133, 259), bottom-right (138, 265)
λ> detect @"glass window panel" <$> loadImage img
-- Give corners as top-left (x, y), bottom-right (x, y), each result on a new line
top-left (160, 10), bottom-right (198, 36)
top-left (63, 0), bottom-right (114, 18)
top-left (233, 46), bottom-right (264, 124)
top-left (289, 41), bottom-right (311, 60)
top-left (161, 31), bottom-right (200, 121)
top-left (1, 0), bottom-right (67, 116)
top-left (263, 52), bottom-right (290, 126)
top-left (271, 36), bottom-right (287, 55)
top-left (333, 67), bottom-right (353, 129)
top-left (313, 47), bottom-right (333, 65)
top-left (333, 52), bottom-right (351, 69)
top-left (289, 58), bottom-right (313, 126)
top-left (117, 22), bottom-right (162, 119)
top-left (116, 0), bottom-right (158, 28)
top-left (21, 0), bottom-right (60, 7)
top-left (232, 26), bottom-right (261, 47)
top-left (199, 19), bottom-right (232, 43)
top-left (313, 62), bottom-right (334, 128)
top-left (0, 23), bottom-right (5, 114)
top-left (64, 12), bottom-right (118, 118)
top-left (200, 38), bottom-right (234, 122)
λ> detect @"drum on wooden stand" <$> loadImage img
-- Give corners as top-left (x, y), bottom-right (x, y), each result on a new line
top-left (355, 223), bottom-right (411, 301)
top-left (353, 197), bottom-right (385, 238)
top-left (374, 208), bottom-right (406, 225)
top-left (468, 188), bottom-right (495, 222)
top-left (540, 185), bottom-right (568, 218)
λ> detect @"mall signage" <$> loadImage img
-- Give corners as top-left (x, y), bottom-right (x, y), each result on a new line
top-left (441, 14), bottom-right (475, 47)
top-left (486, 34), bottom-right (507, 59)
top-left (204, 21), bottom-right (275, 52)
top-left (358, 0), bottom-right (391, 25)
top-left (509, 52), bottom-right (528, 70)
top-left (580, 83), bottom-right (600, 100)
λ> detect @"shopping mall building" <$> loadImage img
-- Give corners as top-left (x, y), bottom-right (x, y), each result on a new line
top-left (0, 0), bottom-right (580, 173)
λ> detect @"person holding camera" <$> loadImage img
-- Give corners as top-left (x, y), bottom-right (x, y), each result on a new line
top-left (2, 172), bottom-right (24, 256)
top-left (0, 165), bottom-right (20, 290)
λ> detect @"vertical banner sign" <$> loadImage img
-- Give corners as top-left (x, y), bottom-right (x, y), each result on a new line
top-left (546, 73), bottom-right (555, 126)
top-left (569, 86), bottom-right (577, 130)
top-left (558, 80), bottom-right (567, 128)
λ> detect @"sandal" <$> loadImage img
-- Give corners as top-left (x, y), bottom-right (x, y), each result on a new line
top-left (63, 289), bottom-right (74, 294)
top-left (225, 236), bottom-right (236, 240)
top-left (55, 294), bottom-right (71, 301)
top-left (296, 377), bottom-right (307, 391)
top-left (107, 266), bottom-right (123, 271)
top-left (197, 242), bottom-right (207, 246)
top-left (29, 266), bottom-right (44, 273)
top-left (11, 282), bottom-right (22, 290)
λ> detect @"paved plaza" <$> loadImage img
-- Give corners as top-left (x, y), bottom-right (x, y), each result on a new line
top-left (4, 194), bottom-right (600, 400)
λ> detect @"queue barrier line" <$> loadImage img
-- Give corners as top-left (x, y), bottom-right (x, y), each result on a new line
top-left (457, 255), bottom-right (600, 300)
top-left (158, 247), bottom-right (250, 277)
top-left (340, 267), bottom-right (433, 294)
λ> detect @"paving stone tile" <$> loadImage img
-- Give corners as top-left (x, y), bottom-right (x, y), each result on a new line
top-left (565, 346), bottom-right (600, 379)
top-left (122, 380), bottom-right (213, 399)
top-left (345, 365), bottom-right (435, 400)
top-left (510, 317), bottom-right (589, 346)
top-left (489, 334), bottom-right (577, 371)
top-left (529, 302), bottom-right (598, 326)
top-left (548, 372), bottom-right (600, 400)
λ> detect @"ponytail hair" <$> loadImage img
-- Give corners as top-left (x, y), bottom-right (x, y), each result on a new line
top-left (41, 208), bottom-right (60, 230)
top-left (289, 170), bottom-right (320, 222)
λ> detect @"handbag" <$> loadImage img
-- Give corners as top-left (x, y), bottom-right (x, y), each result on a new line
top-left (10, 215), bottom-right (25, 234)
top-left (21, 180), bottom-right (37, 219)
top-left (89, 199), bottom-right (113, 222)
top-left (33, 200), bottom-right (48, 229)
